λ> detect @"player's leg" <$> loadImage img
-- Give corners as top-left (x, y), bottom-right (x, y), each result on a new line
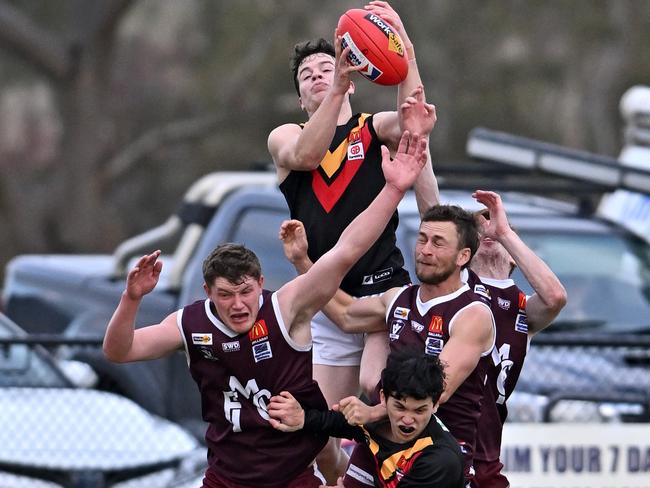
top-left (359, 330), bottom-right (390, 398)
top-left (311, 310), bottom-right (364, 484)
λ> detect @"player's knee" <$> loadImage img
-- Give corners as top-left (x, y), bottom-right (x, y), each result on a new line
top-left (359, 370), bottom-right (380, 398)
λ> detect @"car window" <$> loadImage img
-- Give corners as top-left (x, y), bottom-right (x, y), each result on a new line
top-left (512, 230), bottom-right (650, 332)
top-left (228, 206), bottom-right (297, 291)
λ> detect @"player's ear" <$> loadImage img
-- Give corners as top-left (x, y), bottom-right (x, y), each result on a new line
top-left (456, 248), bottom-right (471, 268)
top-left (379, 389), bottom-right (386, 407)
top-left (432, 401), bottom-right (440, 413)
top-left (203, 283), bottom-right (210, 297)
top-left (258, 275), bottom-right (265, 288)
top-left (298, 97), bottom-right (305, 111)
top-left (348, 80), bottom-right (356, 96)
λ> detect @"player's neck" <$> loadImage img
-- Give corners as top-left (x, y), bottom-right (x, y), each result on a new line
top-left (471, 255), bottom-right (510, 280)
top-left (336, 102), bottom-right (353, 125)
top-left (419, 275), bottom-right (464, 302)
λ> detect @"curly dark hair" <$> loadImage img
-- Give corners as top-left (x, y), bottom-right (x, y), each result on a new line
top-left (290, 38), bottom-right (335, 95)
top-left (381, 349), bottom-right (446, 404)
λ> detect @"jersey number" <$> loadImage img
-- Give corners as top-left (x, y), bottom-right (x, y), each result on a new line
top-left (223, 376), bottom-right (271, 432)
top-left (491, 343), bottom-right (513, 405)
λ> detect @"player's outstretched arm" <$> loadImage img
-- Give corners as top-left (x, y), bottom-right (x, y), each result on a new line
top-left (473, 190), bottom-right (567, 334)
top-left (103, 250), bottom-right (182, 362)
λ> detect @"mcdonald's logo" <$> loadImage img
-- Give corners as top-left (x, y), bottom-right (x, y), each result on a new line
top-left (248, 320), bottom-right (269, 341)
top-left (518, 292), bottom-right (527, 310)
top-left (428, 316), bottom-right (443, 334)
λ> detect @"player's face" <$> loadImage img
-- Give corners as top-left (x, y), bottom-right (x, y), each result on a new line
top-left (384, 394), bottom-right (434, 443)
top-left (414, 221), bottom-right (466, 285)
top-left (206, 275), bottom-right (263, 334)
top-left (297, 53), bottom-right (336, 113)
top-left (474, 234), bottom-right (512, 268)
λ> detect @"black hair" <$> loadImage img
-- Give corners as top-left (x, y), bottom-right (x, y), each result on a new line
top-left (381, 349), bottom-right (446, 404)
top-left (290, 38), bottom-right (335, 95)
top-left (202, 243), bottom-right (261, 287)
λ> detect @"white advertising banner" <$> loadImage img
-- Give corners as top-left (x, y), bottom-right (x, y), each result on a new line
top-left (501, 424), bottom-right (650, 488)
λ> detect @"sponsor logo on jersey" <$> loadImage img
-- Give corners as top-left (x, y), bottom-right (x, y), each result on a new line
top-left (199, 346), bottom-right (218, 361)
top-left (362, 267), bottom-right (393, 286)
top-left (411, 320), bottom-right (425, 333)
top-left (428, 315), bottom-right (444, 334)
top-left (248, 320), bottom-right (269, 342)
top-left (222, 341), bottom-right (240, 353)
top-left (497, 297), bottom-right (511, 310)
top-left (394, 307), bottom-right (410, 319)
top-left (518, 292), bottom-right (527, 310)
top-left (473, 284), bottom-right (492, 301)
top-left (514, 312), bottom-right (528, 334)
top-left (389, 319), bottom-right (405, 341)
top-left (425, 336), bottom-right (443, 355)
top-left (252, 340), bottom-right (272, 363)
top-left (192, 333), bottom-right (212, 345)
top-left (348, 129), bottom-right (361, 144)
top-left (347, 141), bottom-right (364, 161)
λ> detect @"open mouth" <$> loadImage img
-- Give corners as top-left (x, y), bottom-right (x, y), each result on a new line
top-left (398, 426), bottom-right (415, 434)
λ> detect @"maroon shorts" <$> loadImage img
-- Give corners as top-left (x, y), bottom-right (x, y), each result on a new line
top-left (473, 459), bottom-right (509, 488)
top-left (201, 464), bottom-right (322, 488)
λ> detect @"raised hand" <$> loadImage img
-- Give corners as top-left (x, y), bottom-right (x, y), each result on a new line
top-left (472, 190), bottom-right (512, 241)
top-left (381, 130), bottom-right (427, 193)
top-left (279, 219), bottom-right (309, 265)
top-left (332, 32), bottom-right (365, 95)
top-left (364, 1), bottom-right (413, 52)
top-left (267, 391), bottom-right (304, 432)
top-left (125, 250), bottom-right (162, 300)
top-left (400, 85), bottom-right (436, 137)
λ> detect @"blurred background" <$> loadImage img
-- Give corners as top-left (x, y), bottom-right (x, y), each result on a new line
top-left (1, 0), bottom-right (649, 272)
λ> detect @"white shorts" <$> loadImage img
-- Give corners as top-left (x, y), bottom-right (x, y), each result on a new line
top-left (311, 310), bottom-right (365, 366)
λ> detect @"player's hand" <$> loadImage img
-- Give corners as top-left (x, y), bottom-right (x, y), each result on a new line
top-left (267, 391), bottom-right (305, 432)
top-left (319, 476), bottom-right (346, 488)
top-left (381, 131), bottom-right (427, 193)
top-left (400, 85), bottom-right (436, 137)
top-left (125, 250), bottom-right (162, 300)
top-left (364, 1), bottom-right (412, 50)
top-left (332, 32), bottom-right (364, 95)
top-left (336, 396), bottom-right (374, 426)
top-left (279, 219), bottom-right (309, 265)
top-left (472, 190), bottom-right (512, 241)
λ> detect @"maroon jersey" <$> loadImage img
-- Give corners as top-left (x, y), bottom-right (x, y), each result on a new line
top-left (467, 270), bottom-right (529, 463)
top-left (178, 290), bottom-right (328, 487)
top-left (386, 284), bottom-right (495, 476)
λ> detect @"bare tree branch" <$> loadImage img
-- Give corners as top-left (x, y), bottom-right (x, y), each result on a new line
top-left (104, 113), bottom-right (224, 180)
top-left (0, 1), bottom-right (70, 79)
top-left (72, 0), bottom-right (136, 44)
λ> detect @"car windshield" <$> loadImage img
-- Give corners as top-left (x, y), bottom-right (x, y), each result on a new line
top-left (512, 230), bottom-right (650, 333)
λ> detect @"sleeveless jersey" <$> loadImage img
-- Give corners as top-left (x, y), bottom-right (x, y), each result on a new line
top-left (385, 284), bottom-right (495, 475)
top-left (467, 270), bottom-right (530, 463)
top-left (279, 113), bottom-right (410, 296)
top-left (177, 290), bottom-right (328, 487)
